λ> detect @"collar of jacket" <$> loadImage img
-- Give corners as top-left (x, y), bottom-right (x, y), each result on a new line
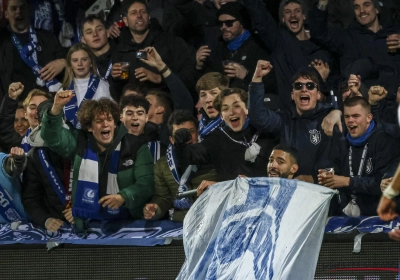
top-left (291, 102), bottom-right (334, 120)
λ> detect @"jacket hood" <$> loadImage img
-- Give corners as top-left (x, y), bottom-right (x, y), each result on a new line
top-left (28, 126), bottom-right (46, 147)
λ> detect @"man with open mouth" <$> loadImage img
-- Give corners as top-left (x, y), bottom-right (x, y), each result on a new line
top-left (40, 92), bottom-right (154, 232)
top-left (267, 144), bottom-right (299, 179)
top-left (319, 96), bottom-right (399, 217)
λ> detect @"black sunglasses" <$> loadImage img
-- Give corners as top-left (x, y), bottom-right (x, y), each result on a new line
top-left (218, 19), bottom-right (238, 28)
top-left (292, 82), bottom-right (318, 90)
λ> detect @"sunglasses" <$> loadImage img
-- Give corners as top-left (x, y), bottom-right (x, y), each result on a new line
top-left (292, 82), bottom-right (318, 90)
top-left (218, 19), bottom-right (238, 28)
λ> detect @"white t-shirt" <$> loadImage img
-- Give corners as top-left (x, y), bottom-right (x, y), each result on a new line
top-left (73, 77), bottom-right (111, 106)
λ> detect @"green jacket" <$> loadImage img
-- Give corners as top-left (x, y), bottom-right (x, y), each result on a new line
top-left (151, 155), bottom-right (218, 222)
top-left (41, 111), bottom-right (154, 229)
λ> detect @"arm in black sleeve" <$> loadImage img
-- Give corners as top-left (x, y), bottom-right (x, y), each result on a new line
top-left (0, 95), bottom-right (23, 152)
top-left (164, 72), bottom-right (194, 111)
top-left (248, 82), bottom-right (282, 135)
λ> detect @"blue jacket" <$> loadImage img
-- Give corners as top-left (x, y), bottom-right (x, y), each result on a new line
top-left (249, 82), bottom-right (342, 181)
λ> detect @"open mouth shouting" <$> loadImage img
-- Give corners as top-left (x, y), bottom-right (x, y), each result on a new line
top-left (299, 95), bottom-right (310, 106)
top-left (268, 168), bottom-right (281, 177)
top-left (129, 122), bottom-right (142, 135)
top-left (347, 125), bottom-right (358, 135)
top-left (100, 130), bottom-right (112, 141)
top-left (289, 18), bottom-right (299, 30)
top-left (229, 117), bottom-right (241, 129)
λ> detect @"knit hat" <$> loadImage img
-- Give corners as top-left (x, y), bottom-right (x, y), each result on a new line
top-left (216, 2), bottom-right (251, 30)
top-left (370, 0), bottom-right (382, 12)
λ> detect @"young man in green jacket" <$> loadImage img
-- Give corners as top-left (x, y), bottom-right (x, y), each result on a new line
top-left (40, 91), bottom-right (154, 230)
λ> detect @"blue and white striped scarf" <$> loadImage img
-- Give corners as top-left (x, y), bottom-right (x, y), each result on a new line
top-left (148, 141), bottom-right (161, 164)
top-left (198, 115), bottom-right (223, 142)
top-left (21, 128), bottom-right (32, 153)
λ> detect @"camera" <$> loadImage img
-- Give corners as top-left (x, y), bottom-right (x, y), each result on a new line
top-left (136, 51), bottom-right (147, 59)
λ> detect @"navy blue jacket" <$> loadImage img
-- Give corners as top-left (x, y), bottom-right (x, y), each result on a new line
top-left (240, 0), bottom-right (336, 109)
top-left (249, 82), bottom-right (342, 181)
top-left (332, 122), bottom-right (400, 216)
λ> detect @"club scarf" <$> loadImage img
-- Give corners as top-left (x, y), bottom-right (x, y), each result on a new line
top-left (21, 128), bottom-right (32, 153)
top-left (72, 140), bottom-right (128, 220)
top-left (198, 115), bottom-right (223, 142)
top-left (227, 30), bottom-right (250, 51)
top-left (148, 141), bottom-right (161, 164)
top-left (10, 26), bottom-right (62, 92)
top-left (64, 75), bottom-right (101, 128)
top-left (166, 144), bottom-right (197, 210)
top-left (346, 120), bottom-right (375, 146)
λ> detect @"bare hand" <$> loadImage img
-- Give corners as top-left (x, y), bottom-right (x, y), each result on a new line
top-left (252, 60), bottom-right (273, 82)
top-left (140, 47), bottom-right (165, 70)
top-left (377, 195), bottom-right (398, 221)
top-left (135, 67), bottom-right (162, 83)
top-left (368, 85), bottom-right (388, 105)
top-left (98, 194), bottom-right (125, 210)
top-left (107, 22), bottom-right (120, 38)
top-left (196, 46), bottom-right (211, 69)
top-left (62, 208), bottom-right (74, 224)
top-left (111, 63), bottom-right (122, 79)
top-left (51, 90), bottom-right (74, 115)
top-left (294, 175), bottom-right (314, 183)
top-left (317, 173), bottom-right (349, 188)
top-left (224, 62), bottom-right (247, 79)
top-left (45, 218), bottom-right (64, 232)
top-left (143, 203), bottom-right (158, 219)
top-left (321, 109), bottom-right (342, 136)
top-left (39, 59), bottom-right (66, 81)
top-left (389, 229), bottom-right (400, 241)
top-left (348, 74), bottom-right (361, 94)
top-left (311, 59), bottom-right (330, 82)
top-left (197, 180), bottom-right (216, 196)
top-left (9, 147), bottom-right (25, 160)
top-left (387, 34), bottom-right (400, 52)
top-left (381, 177), bottom-right (393, 192)
top-left (8, 82), bottom-right (24, 100)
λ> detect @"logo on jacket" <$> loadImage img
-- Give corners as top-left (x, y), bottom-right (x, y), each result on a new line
top-left (83, 189), bottom-right (96, 204)
top-left (241, 56), bottom-right (247, 60)
top-left (309, 129), bottom-right (321, 145)
top-left (366, 158), bottom-right (373, 174)
top-left (123, 159), bottom-right (134, 167)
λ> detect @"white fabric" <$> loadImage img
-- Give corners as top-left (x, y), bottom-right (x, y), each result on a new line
top-left (73, 78), bottom-right (111, 106)
top-left (177, 177), bottom-right (337, 280)
top-left (77, 159), bottom-right (98, 183)
top-left (383, 184), bottom-right (400, 200)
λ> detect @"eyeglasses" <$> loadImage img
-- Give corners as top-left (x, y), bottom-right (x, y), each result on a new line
top-left (292, 82), bottom-right (318, 90)
top-left (218, 19), bottom-right (238, 28)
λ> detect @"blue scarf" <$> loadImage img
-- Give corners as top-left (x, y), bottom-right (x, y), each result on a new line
top-left (10, 26), bottom-right (61, 92)
top-left (346, 120), bottom-right (375, 146)
top-left (0, 181), bottom-right (25, 223)
top-left (72, 140), bottom-right (129, 220)
top-left (198, 115), bottom-right (223, 141)
top-left (21, 128), bottom-right (32, 153)
top-left (227, 30), bottom-right (251, 51)
top-left (166, 144), bottom-right (197, 210)
top-left (64, 75), bottom-right (101, 128)
top-left (148, 141), bottom-right (161, 164)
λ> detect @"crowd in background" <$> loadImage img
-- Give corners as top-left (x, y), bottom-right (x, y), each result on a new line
top-left (0, 0), bottom-right (399, 233)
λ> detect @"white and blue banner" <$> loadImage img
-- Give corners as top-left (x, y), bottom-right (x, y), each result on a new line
top-left (177, 177), bottom-right (337, 280)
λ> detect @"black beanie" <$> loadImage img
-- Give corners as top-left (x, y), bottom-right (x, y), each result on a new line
top-left (216, 2), bottom-right (251, 30)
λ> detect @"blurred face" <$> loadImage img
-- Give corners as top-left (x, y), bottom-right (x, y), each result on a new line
top-left (218, 14), bottom-right (244, 42)
top-left (25, 95), bottom-right (48, 129)
top-left (123, 2), bottom-right (150, 35)
top-left (353, 0), bottom-right (379, 27)
top-left (145, 95), bottom-right (164, 124)
top-left (282, 2), bottom-right (305, 35)
top-left (170, 121), bottom-right (198, 145)
top-left (199, 87), bottom-right (221, 119)
top-left (14, 108), bottom-right (29, 136)
top-left (220, 93), bottom-right (248, 132)
top-left (121, 105), bottom-right (148, 136)
top-left (344, 104), bottom-right (373, 138)
top-left (5, 0), bottom-right (30, 33)
top-left (267, 149), bottom-right (298, 179)
top-left (291, 77), bottom-right (321, 115)
top-left (81, 19), bottom-right (109, 52)
top-left (88, 114), bottom-right (116, 151)
top-left (71, 50), bottom-right (92, 79)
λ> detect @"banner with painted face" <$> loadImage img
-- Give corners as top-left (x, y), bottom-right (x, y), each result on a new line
top-left (177, 177), bottom-right (337, 280)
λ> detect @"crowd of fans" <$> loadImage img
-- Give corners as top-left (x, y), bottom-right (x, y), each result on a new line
top-left (0, 0), bottom-right (399, 233)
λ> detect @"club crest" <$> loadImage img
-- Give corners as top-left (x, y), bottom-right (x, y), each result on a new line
top-left (309, 129), bottom-right (321, 145)
top-left (366, 158), bottom-right (373, 174)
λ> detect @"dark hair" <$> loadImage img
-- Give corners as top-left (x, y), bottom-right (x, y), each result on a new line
top-left (122, 83), bottom-right (145, 97)
top-left (291, 67), bottom-right (321, 90)
top-left (213, 88), bottom-right (248, 112)
top-left (79, 14), bottom-right (106, 36)
top-left (119, 94), bottom-right (150, 113)
top-left (196, 72), bottom-right (229, 94)
top-left (78, 98), bottom-right (120, 131)
top-left (167, 110), bottom-right (198, 136)
top-left (343, 96), bottom-right (371, 113)
top-left (146, 90), bottom-right (173, 123)
top-left (122, 0), bottom-right (147, 16)
top-left (272, 144), bottom-right (299, 164)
